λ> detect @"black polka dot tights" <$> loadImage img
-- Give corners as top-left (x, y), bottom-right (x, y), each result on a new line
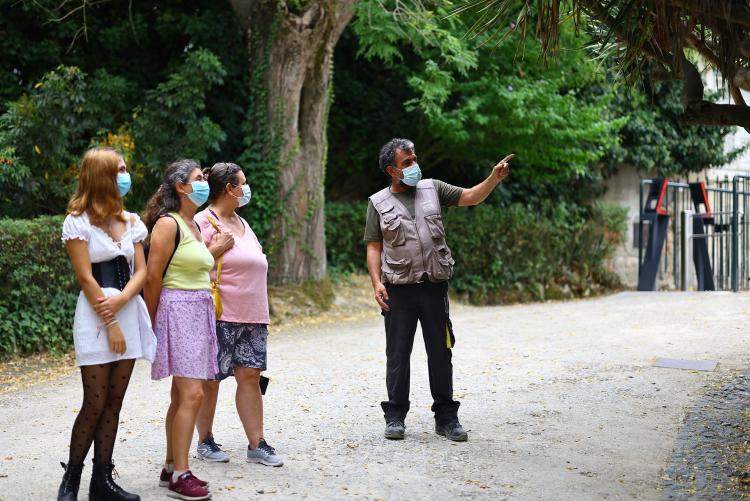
top-left (67, 359), bottom-right (135, 465)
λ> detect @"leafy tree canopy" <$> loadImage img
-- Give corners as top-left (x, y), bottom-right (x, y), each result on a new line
top-left (327, 0), bottom-right (738, 204)
top-left (353, 0), bottom-right (624, 183)
top-left (458, 0), bottom-right (750, 130)
top-left (0, 0), bottom-right (739, 218)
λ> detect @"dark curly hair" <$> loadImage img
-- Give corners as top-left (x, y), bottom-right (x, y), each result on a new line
top-left (378, 138), bottom-right (414, 174)
top-left (142, 159), bottom-right (201, 232)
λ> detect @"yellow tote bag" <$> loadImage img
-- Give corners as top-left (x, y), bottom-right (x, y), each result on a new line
top-left (205, 214), bottom-right (223, 319)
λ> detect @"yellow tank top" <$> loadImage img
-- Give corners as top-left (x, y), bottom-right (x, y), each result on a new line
top-left (162, 212), bottom-right (214, 290)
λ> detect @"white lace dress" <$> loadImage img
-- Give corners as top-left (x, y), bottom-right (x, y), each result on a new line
top-left (61, 211), bottom-right (157, 366)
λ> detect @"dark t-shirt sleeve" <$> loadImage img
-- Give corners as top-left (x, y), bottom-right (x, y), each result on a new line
top-left (363, 200), bottom-right (383, 241)
top-left (433, 179), bottom-right (464, 207)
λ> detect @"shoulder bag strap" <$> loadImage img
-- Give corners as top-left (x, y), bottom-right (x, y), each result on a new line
top-left (204, 214), bottom-right (223, 285)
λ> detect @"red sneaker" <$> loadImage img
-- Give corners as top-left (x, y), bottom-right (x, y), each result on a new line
top-left (159, 468), bottom-right (170, 487)
top-left (160, 468), bottom-right (208, 488)
top-left (167, 471), bottom-right (211, 500)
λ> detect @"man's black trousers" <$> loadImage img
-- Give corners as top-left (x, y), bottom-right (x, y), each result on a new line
top-left (380, 280), bottom-right (460, 425)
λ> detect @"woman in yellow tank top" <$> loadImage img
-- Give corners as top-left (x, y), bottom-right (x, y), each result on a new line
top-left (143, 159), bottom-right (217, 501)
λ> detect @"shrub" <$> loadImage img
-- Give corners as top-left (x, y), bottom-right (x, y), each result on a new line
top-left (0, 201), bottom-right (626, 358)
top-left (0, 50), bottom-right (226, 219)
top-left (445, 202), bottom-right (626, 303)
top-left (0, 215), bottom-right (77, 357)
top-left (325, 200), bottom-right (627, 304)
top-left (325, 201), bottom-right (369, 274)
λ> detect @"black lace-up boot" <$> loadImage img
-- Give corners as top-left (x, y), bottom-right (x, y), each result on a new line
top-left (57, 461), bottom-right (84, 501)
top-left (88, 460), bottom-right (140, 501)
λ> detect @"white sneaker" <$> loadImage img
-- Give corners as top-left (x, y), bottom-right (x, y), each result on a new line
top-left (196, 434), bottom-right (230, 463)
top-left (247, 439), bottom-right (284, 467)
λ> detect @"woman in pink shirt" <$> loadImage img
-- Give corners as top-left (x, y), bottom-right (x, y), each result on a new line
top-left (193, 162), bottom-right (283, 467)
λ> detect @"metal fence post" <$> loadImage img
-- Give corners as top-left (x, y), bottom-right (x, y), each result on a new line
top-left (681, 210), bottom-right (693, 291)
top-left (638, 180), bottom-right (645, 281)
top-left (732, 176), bottom-right (740, 292)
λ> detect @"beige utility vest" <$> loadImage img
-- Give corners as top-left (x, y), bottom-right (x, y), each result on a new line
top-left (370, 179), bottom-right (455, 285)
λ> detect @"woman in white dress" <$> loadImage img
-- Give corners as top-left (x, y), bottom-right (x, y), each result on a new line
top-left (57, 148), bottom-right (156, 501)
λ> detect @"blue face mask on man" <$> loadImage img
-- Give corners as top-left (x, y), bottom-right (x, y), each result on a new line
top-left (117, 173), bottom-right (131, 197)
top-left (400, 164), bottom-right (422, 187)
top-left (187, 180), bottom-right (210, 207)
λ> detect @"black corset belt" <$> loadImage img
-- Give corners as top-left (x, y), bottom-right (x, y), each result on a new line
top-left (91, 256), bottom-right (131, 291)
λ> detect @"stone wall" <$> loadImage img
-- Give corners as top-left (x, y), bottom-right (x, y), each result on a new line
top-left (600, 164), bottom-right (648, 288)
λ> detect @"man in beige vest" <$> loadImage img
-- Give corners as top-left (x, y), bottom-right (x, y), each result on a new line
top-left (365, 138), bottom-right (512, 441)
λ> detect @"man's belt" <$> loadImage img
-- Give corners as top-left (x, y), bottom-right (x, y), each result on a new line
top-left (91, 256), bottom-right (131, 291)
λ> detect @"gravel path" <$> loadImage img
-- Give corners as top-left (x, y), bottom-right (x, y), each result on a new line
top-left (1, 291), bottom-right (749, 500)
top-left (663, 371), bottom-right (750, 499)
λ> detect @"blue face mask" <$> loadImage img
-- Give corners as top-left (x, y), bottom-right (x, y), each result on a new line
top-left (117, 173), bottom-right (131, 197)
top-left (187, 180), bottom-right (210, 207)
top-left (237, 184), bottom-right (252, 208)
top-left (401, 164), bottom-right (422, 187)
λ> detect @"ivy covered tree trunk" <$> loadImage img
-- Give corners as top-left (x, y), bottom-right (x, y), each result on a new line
top-left (229, 0), bottom-right (357, 284)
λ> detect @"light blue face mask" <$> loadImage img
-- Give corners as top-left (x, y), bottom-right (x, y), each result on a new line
top-left (187, 180), bottom-right (210, 207)
top-left (401, 164), bottom-right (422, 187)
top-left (237, 184), bottom-right (252, 207)
top-left (117, 173), bottom-right (131, 197)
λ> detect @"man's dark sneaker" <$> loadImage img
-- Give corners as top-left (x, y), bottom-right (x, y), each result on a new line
top-left (435, 419), bottom-right (468, 442)
top-left (384, 420), bottom-right (405, 440)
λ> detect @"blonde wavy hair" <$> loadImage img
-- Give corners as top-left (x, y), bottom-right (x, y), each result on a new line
top-left (66, 147), bottom-right (126, 225)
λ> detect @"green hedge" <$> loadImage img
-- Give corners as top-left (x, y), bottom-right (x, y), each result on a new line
top-left (0, 203), bottom-right (626, 357)
top-left (325, 201), bottom-right (369, 274)
top-left (444, 202), bottom-right (626, 303)
top-left (325, 200), bottom-right (627, 303)
top-left (0, 215), bottom-right (77, 357)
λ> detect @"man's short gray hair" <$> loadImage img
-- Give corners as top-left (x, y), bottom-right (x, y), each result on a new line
top-left (378, 138), bottom-right (414, 174)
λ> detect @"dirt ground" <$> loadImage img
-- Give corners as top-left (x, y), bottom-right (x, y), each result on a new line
top-left (1, 291), bottom-right (749, 500)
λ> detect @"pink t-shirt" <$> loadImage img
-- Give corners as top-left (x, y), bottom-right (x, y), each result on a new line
top-left (195, 209), bottom-right (270, 324)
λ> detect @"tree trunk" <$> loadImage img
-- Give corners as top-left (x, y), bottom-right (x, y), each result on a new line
top-left (229, 0), bottom-right (357, 283)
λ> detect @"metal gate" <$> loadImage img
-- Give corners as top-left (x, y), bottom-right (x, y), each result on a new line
top-left (637, 175), bottom-right (750, 291)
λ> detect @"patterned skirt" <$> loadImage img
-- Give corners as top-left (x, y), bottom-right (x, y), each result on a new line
top-left (215, 321), bottom-right (268, 380)
top-left (151, 288), bottom-right (218, 380)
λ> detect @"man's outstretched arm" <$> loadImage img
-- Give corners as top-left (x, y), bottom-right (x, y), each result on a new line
top-left (458, 153), bottom-right (514, 207)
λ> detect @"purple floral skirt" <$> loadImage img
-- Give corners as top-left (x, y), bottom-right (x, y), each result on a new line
top-left (151, 288), bottom-right (218, 380)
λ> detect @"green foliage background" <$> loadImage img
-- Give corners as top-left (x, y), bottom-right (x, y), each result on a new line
top-left (0, 203), bottom-right (626, 358)
top-left (0, 216), bottom-right (76, 356)
top-left (326, 201), bottom-right (628, 303)
top-left (0, 0), bottom-right (246, 216)
top-left (0, 0), bottom-right (738, 356)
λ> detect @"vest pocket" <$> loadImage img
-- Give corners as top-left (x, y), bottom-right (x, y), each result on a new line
top-left (429, 245), bottom-right (455, 281)
top-left (424, 214), bottom-right (446, 240)
top-left (385, 256), bottom-right (408, 269)
top-left (436, 245), bottom-right (455, 266)
top-left (382, 216), bottom-right (406, 246)
top-left (383, 256), bottom-right (409, 282)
